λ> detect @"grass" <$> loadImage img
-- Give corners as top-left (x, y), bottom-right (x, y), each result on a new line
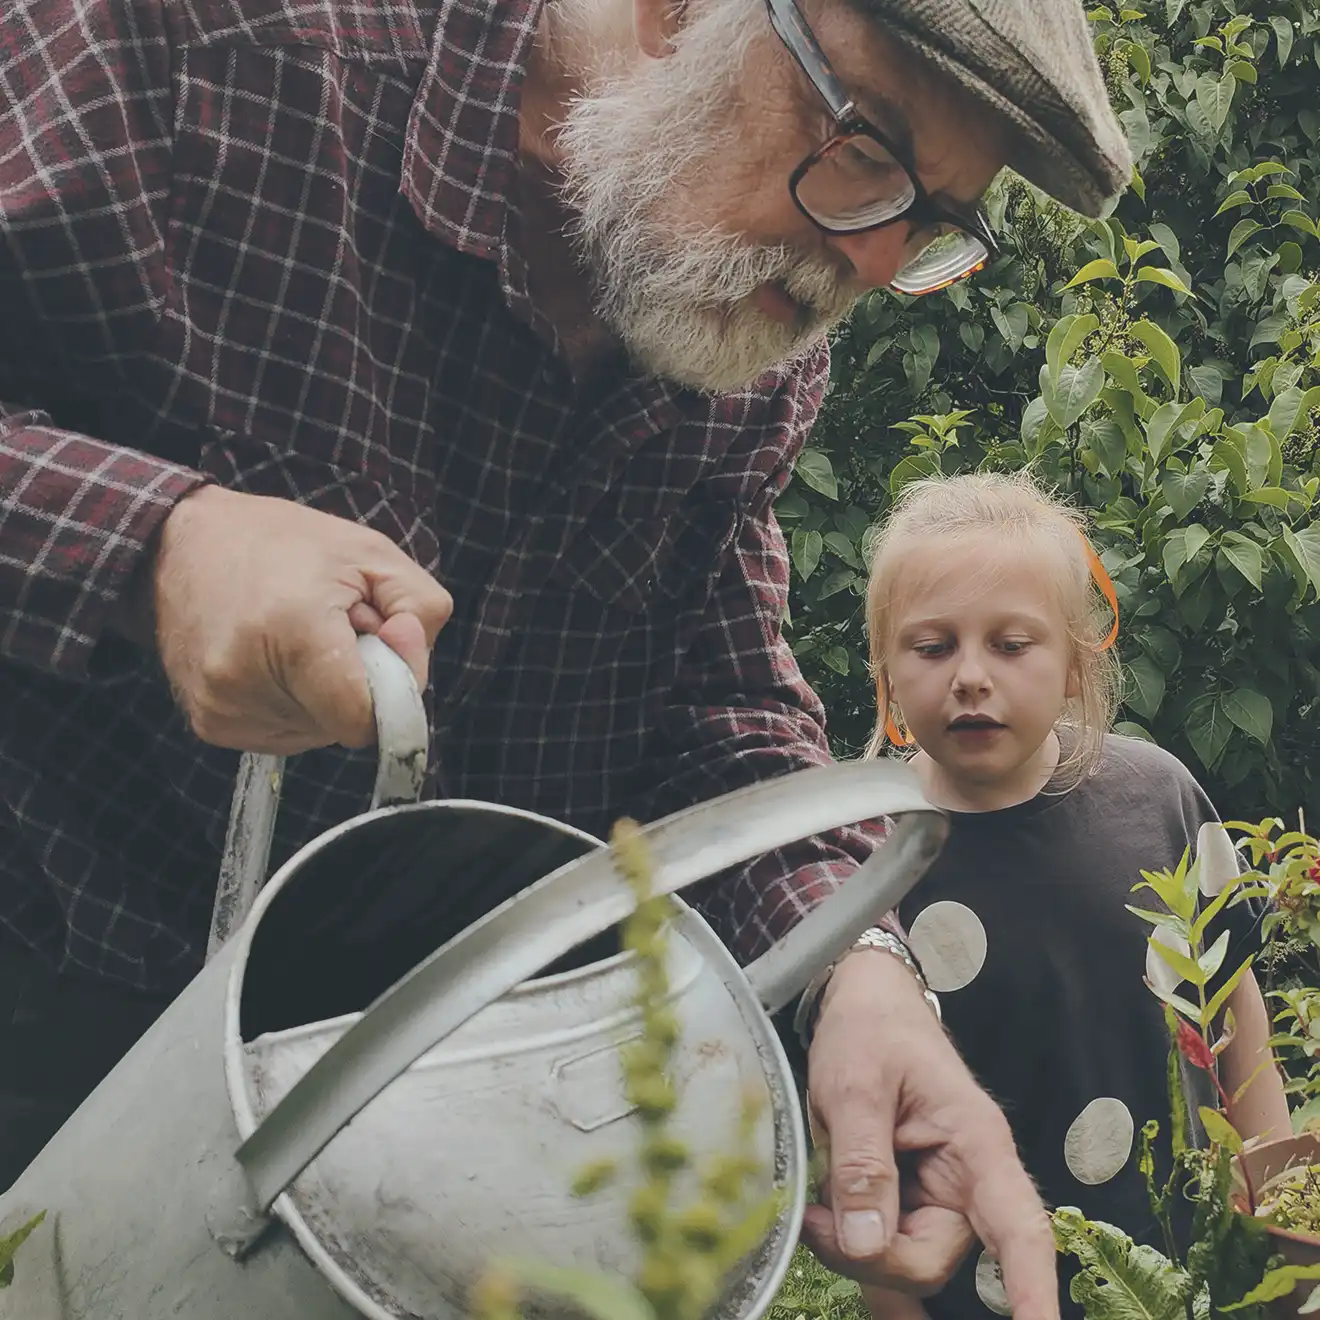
top-left (766, 1246), bottom-right (869, 1320)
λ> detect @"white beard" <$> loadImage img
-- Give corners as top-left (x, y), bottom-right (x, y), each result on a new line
top-left (554, 0), bottom-right (860, 392)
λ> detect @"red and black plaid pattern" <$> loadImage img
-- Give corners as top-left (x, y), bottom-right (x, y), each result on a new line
top-left (0, 0), bottom-right (891, 992)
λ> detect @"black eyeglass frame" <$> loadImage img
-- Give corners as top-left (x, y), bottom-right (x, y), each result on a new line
top-left (765, 0), bottom-right (998, 271)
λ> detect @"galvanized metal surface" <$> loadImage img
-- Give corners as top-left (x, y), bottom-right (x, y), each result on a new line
top-left (0, 634), bottom-right (949, 1320)
top-left (227, 761), bottom-right (945, 1237)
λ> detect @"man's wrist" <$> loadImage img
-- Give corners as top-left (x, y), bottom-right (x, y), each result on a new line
top-left (795, 925), bottom-right (940, 1052)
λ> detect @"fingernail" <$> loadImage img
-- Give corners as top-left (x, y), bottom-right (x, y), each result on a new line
top-left (839, 1209), bottom-right (887, 1258)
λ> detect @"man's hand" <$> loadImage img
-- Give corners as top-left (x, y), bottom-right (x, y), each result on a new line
top-left (802, 949), bottom-right (1059, 1319)
top-left (122, 486), bottom-right (454, 752)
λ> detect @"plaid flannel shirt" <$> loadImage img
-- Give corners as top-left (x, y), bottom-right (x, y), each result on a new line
top-left (0, 0), bottom-right (893, 993)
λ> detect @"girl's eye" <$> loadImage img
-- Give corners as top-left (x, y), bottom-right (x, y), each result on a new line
top-left (915, 641), bottom-right (950, 657)
top-left (999, 639), bottom-right (1031, 654)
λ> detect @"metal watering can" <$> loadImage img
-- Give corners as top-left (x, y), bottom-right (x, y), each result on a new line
top-left (0, 636), bottom-right (947, 1320)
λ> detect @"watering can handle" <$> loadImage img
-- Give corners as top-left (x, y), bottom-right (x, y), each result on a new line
top-left (206, 634), bottom-right (429, 959)
top-left (223, 754), bottom-right (947, 1252)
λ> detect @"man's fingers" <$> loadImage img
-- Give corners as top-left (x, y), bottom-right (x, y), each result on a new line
top-left (293, 617), bottom-right (378, 749)
top-left (376, 611), bottom-right (431, 691)
top-left (801, 1202), bottom-right (974, 1295)
top-left (365, 557), bottom-right (454, 645)
top-left (814, 1080), bottom-right (902, 1262)
top-left (970, 1167), bottom-right (1060, 1320)
top-left (959, 1114), bottom-right (1060, 1320)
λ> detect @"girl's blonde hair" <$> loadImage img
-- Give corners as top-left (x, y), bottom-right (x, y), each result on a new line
top-left (863, 470), bottom-right (1121, 788)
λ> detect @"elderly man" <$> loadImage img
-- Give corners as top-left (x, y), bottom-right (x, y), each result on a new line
top-left (0, 0), bottom-right (1128, 1310)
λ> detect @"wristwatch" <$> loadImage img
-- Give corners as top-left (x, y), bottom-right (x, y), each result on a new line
top-left (793, 926), bottom-right (942, 1052)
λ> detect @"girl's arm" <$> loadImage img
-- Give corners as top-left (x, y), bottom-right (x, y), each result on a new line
top-left (1217, 970), bottom-right (1292, 1144)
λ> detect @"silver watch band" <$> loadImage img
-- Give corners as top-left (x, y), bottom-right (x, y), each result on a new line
top-left (793, 925), bottom-right (941, 1052)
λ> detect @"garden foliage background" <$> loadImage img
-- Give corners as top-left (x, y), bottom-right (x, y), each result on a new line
top-left (785, 0), bottom-right (1320, 824)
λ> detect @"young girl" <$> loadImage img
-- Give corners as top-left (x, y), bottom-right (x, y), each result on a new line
top-left (856, 472), bottom-right (1290, 1320)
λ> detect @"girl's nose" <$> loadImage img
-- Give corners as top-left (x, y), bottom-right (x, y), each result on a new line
top-left (952, 651), bottom-right (993, 696)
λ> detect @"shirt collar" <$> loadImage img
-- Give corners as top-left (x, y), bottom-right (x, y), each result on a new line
top-left (402, 0), bottom-right (543, 261)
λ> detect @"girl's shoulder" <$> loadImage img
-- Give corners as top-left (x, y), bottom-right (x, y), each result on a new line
top-left (1083, 732), bottom-right (1215, 827)
top-left (1094, 731), bottom-right (1196, 782)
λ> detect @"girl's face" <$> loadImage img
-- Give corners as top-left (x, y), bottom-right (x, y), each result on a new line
top-left (884, 533), bottom-right (1080, 811)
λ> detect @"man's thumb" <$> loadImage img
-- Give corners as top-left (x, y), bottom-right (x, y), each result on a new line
top-left (827, 1137), bottom-right (901, 1260)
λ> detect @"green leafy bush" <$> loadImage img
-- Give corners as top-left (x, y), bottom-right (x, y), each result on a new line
top-left (787, 0), bottom-right (1320, 821)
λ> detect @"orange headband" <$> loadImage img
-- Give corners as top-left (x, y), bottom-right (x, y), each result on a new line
top-left (1082, 533), bottom-right (1119, 651)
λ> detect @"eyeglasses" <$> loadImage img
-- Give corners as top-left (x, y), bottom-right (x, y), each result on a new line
top-left (764, 0), bottom-right (998, 295)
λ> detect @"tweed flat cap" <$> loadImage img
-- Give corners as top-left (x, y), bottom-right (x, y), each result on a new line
top-left (857, 0), bottom-right (1132, 216)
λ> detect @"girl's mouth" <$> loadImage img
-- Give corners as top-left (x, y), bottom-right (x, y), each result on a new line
top-left (948, 715), bottom-right (1005, 734)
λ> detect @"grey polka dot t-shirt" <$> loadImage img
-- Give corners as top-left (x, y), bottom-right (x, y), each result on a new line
top-left (897, 735), bottom-right (1257, 1319)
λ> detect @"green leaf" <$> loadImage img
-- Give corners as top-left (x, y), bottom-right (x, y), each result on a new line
top-left (1240, 487), bottom-right (1292, 510)
top-left (991, 303), bottom-right (1029, 352)
top-left (791, 528), bottom-right (823, 581)
top-left (1046, 312), bottom-right (1100, 381)
top-left (1136, 267), bottom-right (1192, 295)
top-left (492, 1258), bottom-right (655, 1320)
top-left (903, 350), bottom-right (934, 396)
top-left (1047, 357), bottom-right (1105, 428)
top-left (1163, 524), bottom-right (1211, 584)
top-left (1281, 524), bottom-right (1320, 597)
top-left (1198, 1107), bottom-right (1244, 1154)
top-left (1145, 400), bottom-right (1194, 463)
top-left (822, 531), bottom-right (861, 568)
top-left (1148, 981), bottom-right (1205, 1021)
top-left (1226, 218), bottom-right (1262, 258)
top-left (888, 452), bottom-right (940, 498)
top-left (1218, 532), bottom-right (1263, 589)
top-left (1128, 41), bottom-right (1152, 84)
top-left (1198, 927), bottom-right (1229, 980)
top-left (1138, 626), bottom-right (1181, 672)
top-left (1271, 14), bottom-right (1294, 65)
top-left (1221, 688), bottom-right (1273, 744)
top-left (1160, 469), bottom-right (1210, 520)
top-left (1125, 653), bottom-right (1167, 719)
top-left (1195, 70), bottom-right (1236, 131)
top-left (1185, 694), bottom-right (1231, 770)
top-left (1227, 1264), bottom-right (1320, 1311)
top-left (0, 1212), bottom-right (46, 1289)
top-left (1147, 223), bottom-right (1180, 264)
top-left (1063, 258), bottom-right (1122, 288)
top-left (1204, 953), bottom-right (1254, 1023)
top-left (1087, 419), bottom-right (1129, 478)
top-left (1214, 190), bottom-right (1253, 216)
top-left (1281, 210), bottom-right (1318, 237)
top-left (795, 449), bottom-right (838, 500)
top-left (1103, 351), bottom-right (1146, 400)
top-left (823, 644), bottom-right (851, 674)
top-left (817, 569), bottom-right (858, 601)
top-left (1268, 385), bottom-right (1308, 440)
top-left (1152, 936), bottom-right (1205, 987)
top-left (1131, 320), bottom-right (1181, 396)
top-left (1241, 423), bottom-right (1281, 489)
top-left (1052, 1208), bottom-right (1193, 1320)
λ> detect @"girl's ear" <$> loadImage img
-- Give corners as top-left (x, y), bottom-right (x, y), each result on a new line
top-left (1065, 657), bottom-right (1082, 701)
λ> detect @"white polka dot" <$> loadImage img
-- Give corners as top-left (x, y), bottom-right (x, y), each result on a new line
top-left (907, 901), bottom-right (988, 993)
top-left (1146, 924), bottom-right (1191, 997)
top-left (1065, 1097), bottom-right (1134, 1185)
top-left (975, 1250), bottom-right (1012, 1315)
top-left (1196, 822), bottom-right (1241, 897)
